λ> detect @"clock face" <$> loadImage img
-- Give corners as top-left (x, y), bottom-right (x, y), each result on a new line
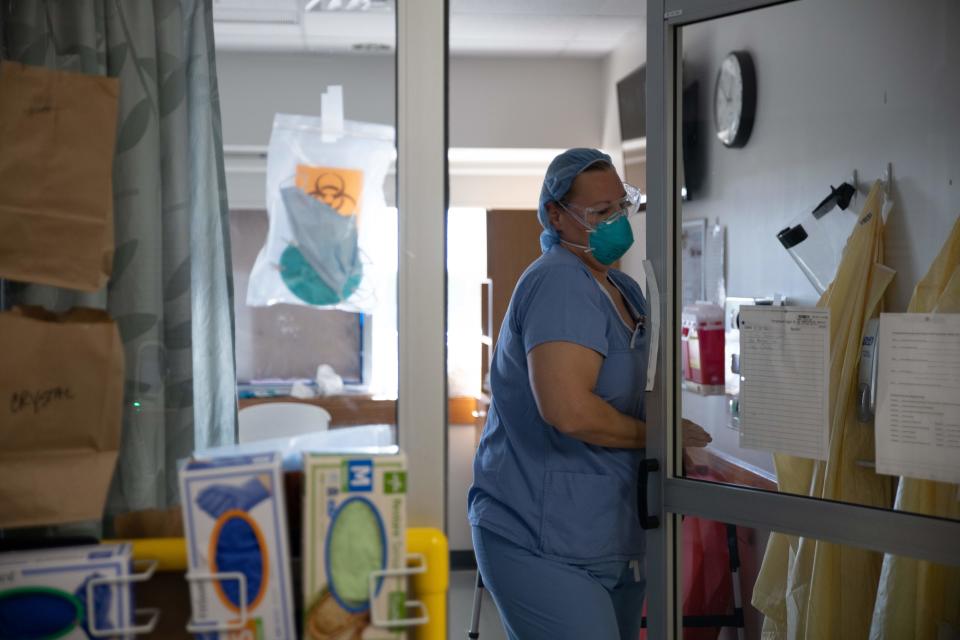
top-left (714, 51), bottom-right (755, 148)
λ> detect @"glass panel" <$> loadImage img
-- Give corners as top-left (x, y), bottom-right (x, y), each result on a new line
top-left (445, 0), bottom-right (649, 561)
top-left (677, 0), bottom-right (960, 523)
top-left (674, 517), bottom-right (960, 640)
top-left (218, 6), bottom-right (398, 442)
top-left (446, 3), bottom-right (650, 636)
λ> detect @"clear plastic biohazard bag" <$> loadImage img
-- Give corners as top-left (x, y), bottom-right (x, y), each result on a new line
top-left (247, 113), bottom-right (394, 312)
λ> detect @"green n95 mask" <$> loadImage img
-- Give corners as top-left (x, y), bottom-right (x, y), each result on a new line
top-left (562, 214), bottom-right (636, 265)
top-left (278, 186), bottom-right (363, 306)
top-left (586, 215), bottom-right (635, 265)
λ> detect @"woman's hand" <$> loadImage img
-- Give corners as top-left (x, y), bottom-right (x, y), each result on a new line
top-left (681, 419), bottom-right (712, 448)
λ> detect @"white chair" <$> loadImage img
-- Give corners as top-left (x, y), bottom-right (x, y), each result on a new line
top-left (238, 402), bottom-right (332, 443)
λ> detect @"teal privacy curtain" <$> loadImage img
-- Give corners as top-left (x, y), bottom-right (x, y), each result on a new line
top-left (0, 0), bottom-right (237, 518)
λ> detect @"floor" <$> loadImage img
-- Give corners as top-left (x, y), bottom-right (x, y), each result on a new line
top-left (448, 569), bottom-right (508, 640)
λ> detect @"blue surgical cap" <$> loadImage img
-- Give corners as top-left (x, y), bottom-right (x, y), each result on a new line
top-left (538, 148), bottom-right (614, 253)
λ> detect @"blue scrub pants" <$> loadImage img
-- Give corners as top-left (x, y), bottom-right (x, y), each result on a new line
top-left (472, 526), bottom-right (646, 640)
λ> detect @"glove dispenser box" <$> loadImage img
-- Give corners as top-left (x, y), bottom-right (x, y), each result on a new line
top-left (0, 543), bottom-right (158, 639)
top-left (179, 452), bottom-right (296, 639)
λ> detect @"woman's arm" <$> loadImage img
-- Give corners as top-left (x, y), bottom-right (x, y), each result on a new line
top-left (528, 341), bottom-right (712, 449)
top-left (528, 341), bottom-right (646, 448)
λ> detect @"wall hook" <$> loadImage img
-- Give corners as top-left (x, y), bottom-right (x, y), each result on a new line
top-left (881, 162), bottom-right (893, 198)
top-left (812, 180), bottom-right (857, 218)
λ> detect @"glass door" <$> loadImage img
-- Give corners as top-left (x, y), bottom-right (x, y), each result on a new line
top-left (645, 0), bottom-right (960, 637)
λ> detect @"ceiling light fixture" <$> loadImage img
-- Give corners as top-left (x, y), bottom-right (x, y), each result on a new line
top-left (213, 0), bottom-right (301, 23)
top-left (305, 0), bottom-right (376, 11)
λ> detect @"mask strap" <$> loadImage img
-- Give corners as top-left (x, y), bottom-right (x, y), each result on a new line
top-left (557, 203), bottom-right (596, 254)
top-left (559, 238), bottom-right (593, 253)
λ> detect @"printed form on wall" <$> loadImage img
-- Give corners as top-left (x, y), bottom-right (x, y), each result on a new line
top-left (875, 313), bottom-right (960, 484)
top-left (738, 306), bottom-right (830, 460)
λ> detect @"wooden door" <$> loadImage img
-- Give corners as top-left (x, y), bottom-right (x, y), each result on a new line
top-left (475, 209), bottom-right (542, 445)
top-left (483, 209), bottom-right (543, 376)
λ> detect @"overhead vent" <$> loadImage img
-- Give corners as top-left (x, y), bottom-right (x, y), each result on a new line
top-left (213, 0), bottom-right (302, 24)
top-left (304, 0), bottom-right (392, 12)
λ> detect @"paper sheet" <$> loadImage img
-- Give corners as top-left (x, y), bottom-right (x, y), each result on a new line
top-left (738, 306), bottom-right (830, 460)
top-left (875, 313), bottom-right (960, 484)
top-left (681, 219), bottom-right (706, 306)
top-left (704, 222), bottom-right (726, 306)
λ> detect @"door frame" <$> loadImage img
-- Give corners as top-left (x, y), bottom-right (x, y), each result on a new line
top-left (644, 0), bottom-right (960, 637)
top-left (397, 1), bottom-right (449, 532)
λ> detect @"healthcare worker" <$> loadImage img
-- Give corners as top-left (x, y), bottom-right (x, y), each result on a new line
top-left (468, 148), bottom-right (711, 639)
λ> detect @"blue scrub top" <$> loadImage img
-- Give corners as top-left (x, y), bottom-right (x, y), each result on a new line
top-left (468, 245), bottom-right (648, 564)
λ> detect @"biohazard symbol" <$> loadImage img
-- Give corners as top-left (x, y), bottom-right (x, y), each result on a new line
top-left (295, 165), bottom-right (364, 216)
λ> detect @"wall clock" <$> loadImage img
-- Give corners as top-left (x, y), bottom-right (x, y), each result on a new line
top-left (714, 51), bottom-right (756, 148)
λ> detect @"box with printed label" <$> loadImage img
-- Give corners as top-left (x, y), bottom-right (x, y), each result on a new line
top-left (180, 452), bottom-right (296, 639)
top-left (0, 544), bottom-right (135, 639)
top-left (302, 453), bottom-right (407, 640)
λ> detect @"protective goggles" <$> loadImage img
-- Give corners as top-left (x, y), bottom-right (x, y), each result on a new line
top-left (558, 183), bottom-right (642, 229)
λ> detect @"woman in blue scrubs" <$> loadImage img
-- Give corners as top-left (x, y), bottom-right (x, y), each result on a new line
top-left (468, 148), bottom-right (711, 639)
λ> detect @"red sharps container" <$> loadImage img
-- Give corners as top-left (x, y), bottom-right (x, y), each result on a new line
top-left (681, 303), bottom-right (725, 389)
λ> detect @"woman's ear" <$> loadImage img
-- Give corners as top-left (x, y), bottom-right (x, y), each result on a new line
top-left (547, 201), bottom-right (564, 232)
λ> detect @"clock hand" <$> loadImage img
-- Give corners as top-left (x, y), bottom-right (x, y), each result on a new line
top-left (720, 77), bottom-right (731, 101)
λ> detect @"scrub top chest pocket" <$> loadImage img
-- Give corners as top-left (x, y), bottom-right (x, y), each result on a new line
top-left (595, 338), bottom-right (648, 418)
top-left (594, 278), bottom-right (648, 419)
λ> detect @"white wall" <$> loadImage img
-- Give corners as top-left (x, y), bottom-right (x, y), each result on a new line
top-left (449, 56), bottom-right (604, 149)
top-left (593, 0), bottom-right (960, 474)
top-left (216, 51), bottom-right (605, 150)
top-left (678, 0), bottom-right (960, 471)
top-left (682, 0), bottom-right (959, 310)
top-left (217, 51), bottom-right (605, 213)
top-left (601, 29), bottom-right (646, 174)
top-left (216, 52), bottom-right (395, 145)
top-left (598, 29), bottom-right (648, 285)
top-left (599, 0), bottom-right (960, 309)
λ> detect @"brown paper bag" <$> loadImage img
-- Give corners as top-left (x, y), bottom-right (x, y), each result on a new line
top-left (0, 306), bottom-right (124, 528)
top-left (0, 61), bottom-right (119, 291)
top-left (113, 507), bottom-right (184, 539)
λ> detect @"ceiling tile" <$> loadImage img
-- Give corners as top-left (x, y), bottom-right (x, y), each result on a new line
top-left (214, 0), bottom-right (648, 55)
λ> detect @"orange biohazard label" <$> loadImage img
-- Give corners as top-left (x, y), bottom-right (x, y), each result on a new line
top-left (295, 164), bottom-right (364, 217)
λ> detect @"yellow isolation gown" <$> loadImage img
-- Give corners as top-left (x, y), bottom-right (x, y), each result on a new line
top-left (868, 215), bottom-right (960, 640)
top-left (752, 182), bottom-right (896, 639)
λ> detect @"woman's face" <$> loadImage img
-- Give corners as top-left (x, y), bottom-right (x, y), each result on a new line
top-left (548, 167), bottom-right (626, 267)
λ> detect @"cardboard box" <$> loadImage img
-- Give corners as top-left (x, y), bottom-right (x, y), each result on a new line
top-left (180, 453), bottom-right (296, 639)
top-left (0, 544), bottom-right (135, 639)
top-left (302, 453), bottom-right (407, 640)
